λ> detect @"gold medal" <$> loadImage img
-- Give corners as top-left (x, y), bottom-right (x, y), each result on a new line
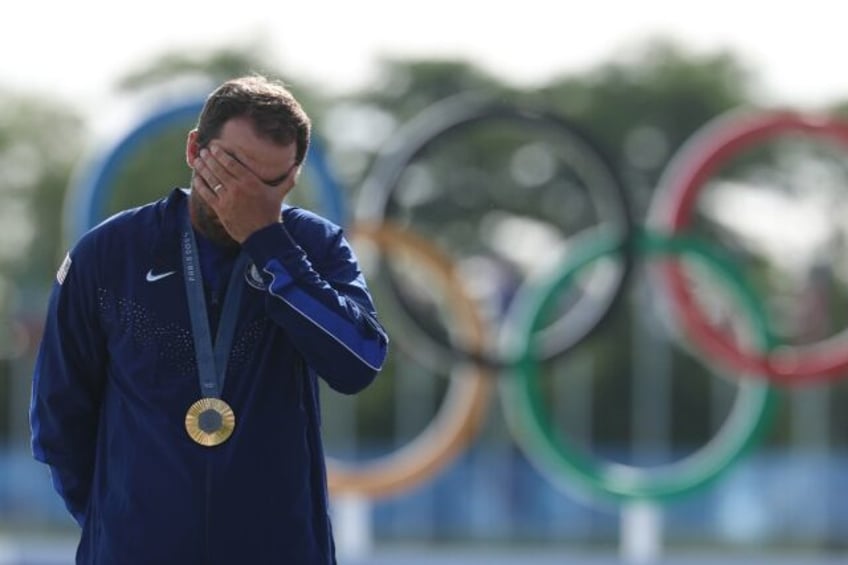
top-left (185, 398), bottom-right (236, 447)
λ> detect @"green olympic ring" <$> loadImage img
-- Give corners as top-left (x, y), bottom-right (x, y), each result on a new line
top-left (500, 229), bottom-right (779, 502)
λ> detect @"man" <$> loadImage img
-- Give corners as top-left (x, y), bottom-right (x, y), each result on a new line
top-left (30, 75), bottom-right (389, 564)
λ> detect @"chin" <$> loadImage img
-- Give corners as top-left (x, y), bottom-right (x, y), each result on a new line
top-left (204, 219), bottom-right (239, 249)
top-left (189, 192), bottom-right (239, 248)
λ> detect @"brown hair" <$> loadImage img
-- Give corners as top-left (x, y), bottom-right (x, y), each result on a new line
top-left (195, 75), bottom-right (312, 165)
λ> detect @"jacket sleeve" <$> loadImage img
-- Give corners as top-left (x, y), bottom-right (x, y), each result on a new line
top-left (30, 247), bottom-right (107, 527)
top-left (241, 217), bottom-right (389, 394)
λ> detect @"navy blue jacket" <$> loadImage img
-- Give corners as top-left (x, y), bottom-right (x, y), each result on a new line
top-left (30, 188), bottom-right (389, 564)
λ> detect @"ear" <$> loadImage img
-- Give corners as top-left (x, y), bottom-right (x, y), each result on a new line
top-left (185, 129), bottom-right (200, 168)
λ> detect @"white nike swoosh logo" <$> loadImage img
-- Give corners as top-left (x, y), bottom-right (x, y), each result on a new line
top-left (146, 269), bottom-right (177, 282)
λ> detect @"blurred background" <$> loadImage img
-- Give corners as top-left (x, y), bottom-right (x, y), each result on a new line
top-left (5, 2), bottom-right (848, 564)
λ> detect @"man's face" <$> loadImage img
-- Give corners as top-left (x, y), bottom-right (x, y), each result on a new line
top-left (186, 117), bottom-right (298, 245)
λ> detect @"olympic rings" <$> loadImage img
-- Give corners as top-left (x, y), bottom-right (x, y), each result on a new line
top-left (357, 93), bottom-right (636, 370)
top-left (327, 222), bottom-right (493, 497)
top-left (70, 90), bottom-right (837, 506)
top-left (63, 94), bottom-right (347, 242)
top-left (647, 110), bottom-right (848, 383)
top-left (500, 229), bottom-right (778, 502)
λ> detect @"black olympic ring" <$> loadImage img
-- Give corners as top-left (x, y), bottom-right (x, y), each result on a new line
top-left (356, 93), bottom-right (637, 370)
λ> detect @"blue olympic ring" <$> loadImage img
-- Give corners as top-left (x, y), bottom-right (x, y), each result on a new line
top-left (63, 94), bottom-right (347, 241)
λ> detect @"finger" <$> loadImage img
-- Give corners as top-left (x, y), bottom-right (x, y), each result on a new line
top-left (205, 145), bottom-right (245, 184)
top-left (192, 173), bottom-right (220, 205)
top-left (279, 176), bottom-right (297, 202)
top-left (268, 164), bottom-right (300, 201)
top-left (192, 153), bottom-right (222, 194)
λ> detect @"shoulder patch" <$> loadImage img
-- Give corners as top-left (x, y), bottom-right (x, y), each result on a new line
top-left (245, 263), bottom-right (268, 291)
top-left (56, 253), bottom-right (71, 285)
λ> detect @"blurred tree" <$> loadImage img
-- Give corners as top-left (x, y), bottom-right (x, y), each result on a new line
top-left (314, 58), bottom-right (522, 190)
top-left (115, 39), bottom-right (333, 124)
top-left (353, 58), bottom-right (514, 118)
top-left (115, 44), bottom-right (280, 92)
top-left (0, 90), bottom-right (84, 288)
top-left (535, 39), bottom-right (756, 218)
top-left (0, 88), bottom-right (84, 441)
top-left (827, 99), bottom-right (848, 117)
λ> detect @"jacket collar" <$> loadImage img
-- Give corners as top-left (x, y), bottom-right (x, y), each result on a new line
top-left (150, 187), bottom-right (190, 273)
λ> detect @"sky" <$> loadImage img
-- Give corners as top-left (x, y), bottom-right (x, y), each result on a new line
top-left (4, 0), bottom-right (848, 123)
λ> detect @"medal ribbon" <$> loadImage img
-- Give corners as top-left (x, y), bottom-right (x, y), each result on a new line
top-left (181, 211), bottom-right (249, 399)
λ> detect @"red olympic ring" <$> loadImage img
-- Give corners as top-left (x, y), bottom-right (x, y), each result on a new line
top-left (649, 110), bottom-right (848, 383)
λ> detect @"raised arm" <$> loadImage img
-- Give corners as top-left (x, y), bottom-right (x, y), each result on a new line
top-left (241, 214), bottom-right (389, 394)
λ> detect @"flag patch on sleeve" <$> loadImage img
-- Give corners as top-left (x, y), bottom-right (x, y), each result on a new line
top-left (56, 253), bottom-right (71, 285)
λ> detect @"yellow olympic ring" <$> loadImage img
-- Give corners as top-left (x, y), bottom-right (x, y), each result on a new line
top-left (327, 222), bottom-right (493, 497)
